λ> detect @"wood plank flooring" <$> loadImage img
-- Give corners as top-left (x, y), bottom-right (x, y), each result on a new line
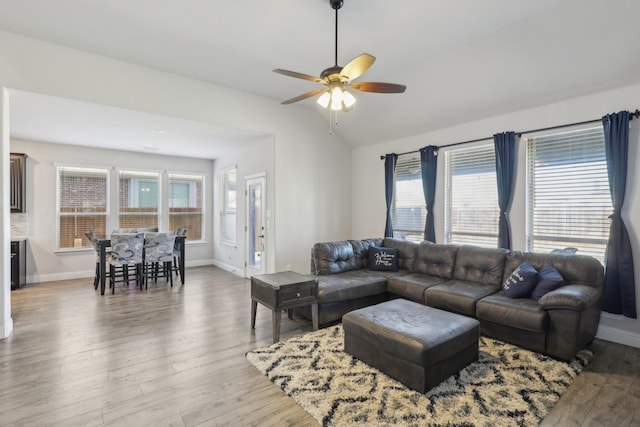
top-left (1, 265), bottom-right (639, 426)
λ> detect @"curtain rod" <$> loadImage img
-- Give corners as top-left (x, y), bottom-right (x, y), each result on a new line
top-left (380, 109), bottom-right (640, 160)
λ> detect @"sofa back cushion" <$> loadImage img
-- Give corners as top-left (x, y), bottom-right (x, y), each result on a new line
top-left (412, 241), bottom-right (459, 279)
top-left (452, 245), bottom-right (509, 288)
top-left (312, 241), bottom-right (359, 275)
top-left (504, 251), bottom-right (604, 291)
top-left (383, 238), bottom-right (419, 270)
top-left (350, 238), bottom-right (384, 269)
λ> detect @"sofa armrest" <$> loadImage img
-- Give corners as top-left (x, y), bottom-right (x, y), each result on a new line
top-left (537, 284), bottom-right (600, 311)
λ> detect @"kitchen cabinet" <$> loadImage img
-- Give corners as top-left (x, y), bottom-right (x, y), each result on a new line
top-left (11, 240), bottom-right (26, 290)
top-left (10, 153), bottom-right (26, 213)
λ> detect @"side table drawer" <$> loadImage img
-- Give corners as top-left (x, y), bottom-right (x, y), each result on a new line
top-left (279, 281), bottom-right (317, 306)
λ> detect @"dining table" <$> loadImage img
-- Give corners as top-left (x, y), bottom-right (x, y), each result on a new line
top-left (96, 235), bottom-right (186, 295)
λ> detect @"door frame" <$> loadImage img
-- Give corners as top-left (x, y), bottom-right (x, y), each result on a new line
top-left (244, 172), bottom-right (267, 278)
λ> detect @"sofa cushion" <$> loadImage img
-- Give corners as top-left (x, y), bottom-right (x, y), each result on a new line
top-left (531, 264), bottom-right (565, 300)
top-left (316, 270), bottom-right (389, 304)
top-left (387, 273), bottom-right (447, 302)
top-left (452, 246), bottom-right (509, 289)
top-left (477, 292), bottom-right (548, 333)
top-left (424, 280), bottom-right (498, 317)
top-left (312, 241), bottom-right (359, 275)
top-left (412, 241), bottom-right (459, 279)
top-left (368, 246), bottom-right (399, 271)
top-left (383, 238), bottom-right (419, 270)
top-left (503, 262), bottom-right (538, 298)
top-left (350, 238), bottom-right (384, 270)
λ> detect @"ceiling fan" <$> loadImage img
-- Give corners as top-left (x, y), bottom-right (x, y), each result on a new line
top-left (273, 0), bottom-right (406, 112)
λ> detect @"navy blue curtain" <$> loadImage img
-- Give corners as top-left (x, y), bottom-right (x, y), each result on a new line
top-left (384, 153), bottom-right (398, 238)
top-left (602, 111), bottom-right (637, 318)
top-left (420, 146), bottom-right (438, 242)
top-left (493, 131), bottom-right (516, 250)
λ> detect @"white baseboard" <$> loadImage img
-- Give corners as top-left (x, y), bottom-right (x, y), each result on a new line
top-left (27, 270), bottom-right (95, 284)
top-left (596, 324), bottom-right (640, 348)
top-left (0, 318), bottom-right (13, 339)
top-left (184, 259), bottom-right (215, 268)
top-left (211, 260), bottom-right (245, 277)
top-left (25, 259), bottom-right (216, 284)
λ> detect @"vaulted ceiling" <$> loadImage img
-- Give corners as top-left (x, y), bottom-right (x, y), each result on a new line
top-left (2, 0), bottom-right (640, 156)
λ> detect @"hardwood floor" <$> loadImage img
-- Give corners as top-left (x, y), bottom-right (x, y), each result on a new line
top-left (1, 266), bottom-right (639, 426)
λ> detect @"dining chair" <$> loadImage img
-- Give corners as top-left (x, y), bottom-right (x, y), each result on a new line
top-left (143, 232), bottom-right (176, 288)
top-left (85, 230), bottom-right (111, 290)
top-left (172, 228), bottom-right (187, 281)
top-left (108, 232), bottom-right (144, 293)
top-left (85, 230), bottom-right (100, 289)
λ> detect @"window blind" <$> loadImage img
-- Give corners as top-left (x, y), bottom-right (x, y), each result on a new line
top-left (391, 155), bottom-right (425, 242)
top-left (118, 169), bottom-right (160, 229)
top-left (220, 167), bottom-right (237, 245)
top-left (168, 173), bottom-right (204, 241)
top-left (57, 166), bottom-right (109, 249)
top-left (444, 144), bottom-right (499, 247)
top-left (526, 127), bottom-right (611, 262)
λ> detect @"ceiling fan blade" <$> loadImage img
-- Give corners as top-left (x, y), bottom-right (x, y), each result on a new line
top-left (339, 53), bottom-right (376, 81)
top-left (349, 82), bottom-right (407, 93)
top-left (281, 88), bottom-right (326, 105)
top-left (273, 69), bottom-right (324, 83)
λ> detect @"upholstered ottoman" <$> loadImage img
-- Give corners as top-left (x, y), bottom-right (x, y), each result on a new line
top-left (343, 298), bottom-right (480, 393)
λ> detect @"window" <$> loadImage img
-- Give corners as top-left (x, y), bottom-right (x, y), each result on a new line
top-left (391, 155), bottom-right (425, 242)
top-left (57, 166), bottom-right (109, 249)
top-left (118, 170), bottom-right (161, 229)
top-left (168, 173), bottom-right (204, 241)
top-left (444, 144), bottom-right (499, 247)
top-left (220, 167), bottom-right (237, 245)
top-left (526, 127), bottom-right (611, 262)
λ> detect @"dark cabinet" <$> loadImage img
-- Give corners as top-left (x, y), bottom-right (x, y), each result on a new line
top-left (10, 153), bottom-right (26, 213)
top-left (11, 240), bottom-right (26, 290)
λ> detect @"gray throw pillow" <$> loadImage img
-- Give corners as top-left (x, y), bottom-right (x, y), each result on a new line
top-left (531, 264), bottom-right (565, 300)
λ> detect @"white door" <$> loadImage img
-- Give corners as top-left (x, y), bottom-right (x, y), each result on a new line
top-left (245, 174), bottom-right (266, 277)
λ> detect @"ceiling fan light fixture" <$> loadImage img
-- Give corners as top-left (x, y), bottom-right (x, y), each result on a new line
top-left (342, 90), bottom-right (356, 108)
top-left (317, 91), bottom-right (331, 108)
top-left (330, 86), bottom-right (344, 110)
top-left (274, 0), bottom-right (405, 125)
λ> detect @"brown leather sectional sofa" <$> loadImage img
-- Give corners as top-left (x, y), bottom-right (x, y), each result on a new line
top-left (301, 237), bottom-right (604, 361)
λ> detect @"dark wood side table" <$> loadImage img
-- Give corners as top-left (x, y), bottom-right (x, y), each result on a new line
top-left (251, 271), bottom-right (319, 343)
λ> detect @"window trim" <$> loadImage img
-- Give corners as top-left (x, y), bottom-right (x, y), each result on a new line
top-left (219, 166), bottom-right (237, 246)
top-left (168, 171), bottom-right (206, 243)
top-left (524, 126), bottom-right (611, 263)
top-left (116, 168), bottom-right (162, 229)
top-left (390, 155), bottom-right (425, 242)
top-left (56, 164), bottom-right (110, 252)
top-left (443, 142), bottom-right (499, 248)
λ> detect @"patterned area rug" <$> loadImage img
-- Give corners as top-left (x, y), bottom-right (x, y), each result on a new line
top-left (246, 325), bottom-right (592, 427)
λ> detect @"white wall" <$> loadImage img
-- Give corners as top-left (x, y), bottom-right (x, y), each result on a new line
top-left (212, 136), bottom-right (276, 275)
top-left (352, 82), bottom-right (640, 348)
top-left (211, 124), bottom-right (354, 275)
top-left (0, 30), bottom-right (353, 337)
top-left (9, 138), bottom-right (215, 283)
